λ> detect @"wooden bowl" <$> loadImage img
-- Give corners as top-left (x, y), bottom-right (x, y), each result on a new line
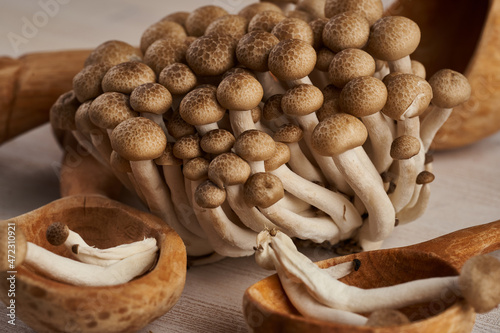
top-left (0, 195), bottom-right (186, 333)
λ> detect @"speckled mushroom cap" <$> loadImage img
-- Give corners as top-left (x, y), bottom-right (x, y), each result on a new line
top-left (317, 84), bottom-right (341, 121)
top-left (297, 0), bottom-right (327, 19)
top-left (140, 20), bottom-right (187, 54)
top-left (89, 92), bottom-right (138, 129)
top-left (286, 9), bottom-right (314, 23)
top-left (130, 83), bottom-right (172, 115)
top-left (328, 48), bottom-right (376, 88)
top-left (244, 172), bottom-right (284, 208)
top-left (185, 5), bottom-right (229, 37)
top-left (154, 142), bottom-right (182, 166)
top-left (45, 222), bottom-right (70, 246)
top-left (217, 73), bottom-right (264, 111)
top-left (50, 90), bottom-right (80, 131)
top-left (311, 113), bottom-right (368, 156)
top-left (73, 63), bottom-right (110, 103)
top-left (238, 2), bottom-right (283, 21)
top-left (160, 11), bottom-right (190, 28)
top-left (110, 150), bottom-right (133, 173)
top-left (222, 67), bottom-right (257, 80)
top-left (200, 129), bottom-right (235, 155)
top-left (208, 152), bottom-right (252, 188)
top-left (411, 60), bottom-right (426, 79)
top-left (111, 117), bottom-right (167, 161)
top-left (273, 123), bottom-right (304, 143)
top-left (271, 18), bottom-right (314, 45)
top-left (194, 179), bottom-right (227, 208)
top-left (322, 12), bottom-right (370, 52)
top-left (183, 157), bottom-right (210, 181)
top-left (281, 84), bottom-right (324, 116)
top-left (340, 76), bottom-right (387, 117)
top-left (390, 135), bottom-right (421, 160)
top-left (84, 40), bottom-right (142, 67)
top-left (416, 170), bottom-right (435, 185)
top-left (324, 0), bottom-right (383, 26)
top-left (101, 62), bottom-right (156, 94)
top-left (186, 34), bottom-right (237, 76)
top-left (236, 31), bottom-right (280, 72)
top-left (172, 134), bottom-right (203, 161)
top-left (382, 73), bottom-right (433, 120)
top-left (143, 38), bottom-right (188, 76)
top-left (74, 101), bottom-right (96, 133)
top-left (268, 39), bottom-right (317, 81)
top-left (205, 14), bottom-right (249, 39)
top-left (262, 94), bottom-right (284, 121)
top-left (315, 47), bottom-right (335, 72)
top-left (309, 18), bottom-right (328, 50)
top-left (428, 69), bottom-right (471, 109)
top-left (159, 63), bottom-right (198, 96)
top-left (166, 111), bottom-right (196, 140)
top-left (179, 86), bottom-right (226, 126)
top-left (264, 141), bottom-right (291, 171)
top-left (234, 129), bottom-right (276, 162)
top-left (248, 10), bottom-right (286, 33)
top-left (366, 16), bottom-right (421, 62)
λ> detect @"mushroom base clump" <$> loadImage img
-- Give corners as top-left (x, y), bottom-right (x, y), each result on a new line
top-left (49, 0), bottom-right (471, 260)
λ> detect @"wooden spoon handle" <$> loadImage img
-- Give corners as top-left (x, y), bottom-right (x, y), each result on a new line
top-left (0, 49), bottom-right (90, 144)
top-left (408, 220), bottom-right (500, 271)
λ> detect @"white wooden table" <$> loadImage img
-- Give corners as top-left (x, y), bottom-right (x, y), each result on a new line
top-left (1, 0), bottom-right (499, 332)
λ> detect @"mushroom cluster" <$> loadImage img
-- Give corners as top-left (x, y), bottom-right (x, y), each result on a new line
top-left (50, 0), bottom-right (471, 259)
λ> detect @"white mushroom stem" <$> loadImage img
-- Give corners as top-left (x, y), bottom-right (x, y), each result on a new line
top-left (89, 128), bottom-right (114, 165)
top-left (195, 122), bottom-right (220, 136)
top-left (389, 157), bottom-right (417, 213)
top-left (247, 160), bottom-right (266, 174)
top-left (24, 242), bottom-right (158, 286)
top-left (308, 69), bottom-right (330, 90)
top-left (396, 181), bottom-right (431, 225)
top-left (72, 238), bottom-right (157, 260)
top-left (362, 113), bottom-right (394, 173)
top-left (230, 110), bottom-right (257, 137)
top-left (420, 106), bottom-right (453, 152)
top-left (288, 75), bottom-right (314, 88)
top-left (255, 71), bottom-right (288, 101)
top-left (286, 141), bottom-right (326, 184)
top-left (388, 55), bottom-right (413, 74)
top-left (71, 130), bottom-right (109, 167)
top-left (373, 63), bottom-right (390, 80)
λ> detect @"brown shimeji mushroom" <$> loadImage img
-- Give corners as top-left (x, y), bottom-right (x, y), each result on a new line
top-left (186, 34), bottom-right (237, 77)
top-left (238, 2), bottom-right (284, 21)
top-left (248, 10), bottom-right (286, 33)
top-left (139, 20), bottom-right (187, 54)
top-left (185, 5), bottom-right (228, 37)
top-left (205, 14), bottom-right (249, 39)
top-left (328, 48), bottom-right (376, 88)
top-left (272, 18), bottom-right (315, 45)
top-left (322, 12), bottom-right (370, 53)
top-left (411, 60), bottom-right (426, 79)
top-left (130, 82), bottom-right (172, 135)
top-left (296, 0), bottom-right (326, 19)
top-left (72, 62), bottom-right (110, 103)
top-left (101, 61), bottom-right (156, 94)
top-left (180, 85), bottom-right (226, 135)
top-left (159, 62), bottom-right (198, 112)
top-left (110, 150), bottom-right (147, 204)
top-left (324, 0), bottom-right (383, 26)
top-left (84, 40), bottom-right (142, 68)
top-left (160, 11), bottom-right (190, 28)
top-left (397, 170), bottom-right (435, 224)
top-left (309, 17), bottom-right (328, 50)
top-left (143, 38), bottom-right (188, 76)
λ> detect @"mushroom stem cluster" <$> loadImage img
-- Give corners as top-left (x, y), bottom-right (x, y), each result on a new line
top-left (50, 0), bottom-right (471, 258)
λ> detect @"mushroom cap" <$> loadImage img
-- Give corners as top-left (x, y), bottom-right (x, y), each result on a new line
top-left (73, 63), bottom-right (110, 103)
top-left (309, 18), bottom-right (329, 50)
top-left (265, 141), bottom-right (291, 171)
top-left (459, 254), bottom-right (500, 313)
top-left (236, 31), bottom-right (280, 72)
top-left (183, 157), bottom-right (210, 181)
top-left (268, 39), bottom-right (317, 81)
top-left (89, 92), bottom-right (138, 129)
top-left (140, 20), bottom-right (187, 54)
top-left (324, 0), bottom-right (383, 26)
top-left (271, 18), bottom-right (314, 45)
top-left (200, 129), bottom-right (236, 155)
top-left (234, 129), bottom-right (277, 162)
top-left (50, 90), bottom-right (80, 131)
top-left (287, 9), bottom-right (315, 23)
top-left (366, 16), bottom-right (421, 62)
top-left (205, 14), bottom-right (249, 39)
top-left (340, 76), bottom-right (387, 117)
top-left (160, 11), bottom-right (190, 28)
top-left (222, 67), bottom-right (257, 81)
top-left (315, 47), bottom-right (335, 72)
top-left (166, 111), bottom-right (196, 140)
top-left (281, 84), bottom-right (324, 116)
top-left (411, 60), bottom-right (426, 79)
top-left (185, 5), bottom-right (229, 37)
top-left (311, 113), bottom-right (368, 155)
top-left (180, 86), bottom-right (226, 126)
top-left (322, 12), bottom-right (370, 53)
top-left (252, 105), bottom-right (262, 123)
top-left (154, 142), bottom-right (182, 166)
top-left (143, 38), bottom-right (188, 76)
top-left (328, 48), bottom-right (376, 88)
top-left (238, 2), bottom-right (283, 21)
top-left (217, 73), bottom-right (264, 111)
top-left (390, 135), bottom-right (421, 160)
top-left (262, 94), bottom-right (284, 121)
top-left (130, 83), bottom-right (172, 115)
top-left (297, 0), bottom-right (327, 19)
top-left (273, 123), bottom-right (304, 143)
top-left (416, 170), bottom-right (435, 185)
top-left (244, 172), bottom-right (284, 208)
top-left (248, 10), bottom-right (286, 33)
top-left (101, 61), bottom-right (156, 94)
top-left (382, 73), bottom-right (433, 120)
top-left (366, 309), bottom-right (410, 327)
top-left (84, 40), bottom-right (142, 67)
top-left (0, 222), bottom-right (27, 270)
top-left (110, 150), bottom-right (133, 172)
top-left (111, 117), bottom-right (167, 161)
top-left (428, 69), bottom-right (471, 109)
top-left (317, 84), bottom-right (342, 121)
top-left (74, 101), bottom-right (96, 133)
top-left (172, 134), bottom-right (203, 160)
top-left (208, 152), bottom-right (252, 188)
top-left (194, 180), bottom-right (227, 208)
top-left (45, 222), bottom-right (70, 246)
top-left (159, 63), bottom-right (198, 95)
top-left (186, 34), bottom-right (237, 76)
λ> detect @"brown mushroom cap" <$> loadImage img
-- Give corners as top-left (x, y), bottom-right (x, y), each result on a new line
top-left (248, 10), bottom-right (286, 33)
top-left (390, 135), bottom-right (421, 160)
top-left (50, 90), bottom-right (80, 131)
top-left (324, 0), bottom-right (383, 26)
top-left (316, 47), bottom-right (336, 72)
top-left (140, 20), bottom-right (187, 54)
top-left (89, 92), bottom-right (138, 129)
top-left (172, 134), bottom-right (203, 160)
top-left (309, 18), bottom-right (329, 50)
top-left (195, 180), bottom-right (227, 208)
top-left (143, 38), bottom-right (188, 76)
top-left (101, 62), bottom-right (156, 94)
top-left (179, 86), bottom-right (226, 126)
top-left (183, 157), bottom-right (210, 181)
top-left (297, 0), bottom-right (327, 19)
top-left (111, 117), bottom-right (167, 161)
top-left (200, 129), bottom-right (236, 155)
top-left (154, 142), bottom-right (182, 166)
top-left (238, 2), bottom-right (283, 21)
top-left (322, 12), bottom-right (370, 53)
top-left (366, 309), bottom-right (410, 327)
top-left (186, 34), bottom-right (237, 76)
top-left (205, 14), bottom-right (249, 39)
top-left (73, 63), bottom-right (110, 103)
top-left (268, 39), bottom-right (317, 81)
top-left (130, 83), bottom-right (172, 115)
top-left (340, 76), bottom-right (387, 117)
top-left (273, 123), bottom-right (304, 143)
top-left (366, 16), bottom-right (421, 62)
top-left (271, 18), bottom-right (315, 45)
top-left (74, 101), bottom-right (96, 133)
top-left (287, 9), bottom-right (314, 23)
top-left (428, 69), bottom-right (471, 109)
top-left (208, 152), bottom-right (252, 188)
top-left (311, 113), bottom-right (368, 156)
top-left (84, 40), bottom-right (142, 67)
top-left (46, 222), bottom-right (70, 246)
top-left (158, 63), bottom-right (197, 96)
top-left (416, 170), bottom-right (435, 185)
top-left (264, 141), bottom-right (291, 171)
top-left (1, 223), bottom-right (27, 270)
top-left (222, 67), bottom-right (257, 81)
top-left (281, 84), bottom-right (324, 116)
top-left (236, 31), bottom-right (280, 72)
top-left (234, 129), bottom-right (277, 162)
top-left (411, 60), bottom-right (426, 79)
top-left (185, 5), bottom-right (229, 37)
top-left (217, 73), bottom-right (264, 111)
top-left (166, 111), bottom-right (196, 140)
top-left (160, 11), bottom-right (190, 28)
top-left (317, 84), bottom-right (341, 121)
top-left (244, 172), bottom-right (284, 208)
top-left (110, 150), bottom-right (133, 172)
top-left (262, 94), bottom-right (284, 121)
top-left (328, 48), bottom-right (376, 88)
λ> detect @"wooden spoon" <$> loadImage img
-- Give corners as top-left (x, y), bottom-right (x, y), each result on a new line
top-left (243, 220), bottom-right (500, 333)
